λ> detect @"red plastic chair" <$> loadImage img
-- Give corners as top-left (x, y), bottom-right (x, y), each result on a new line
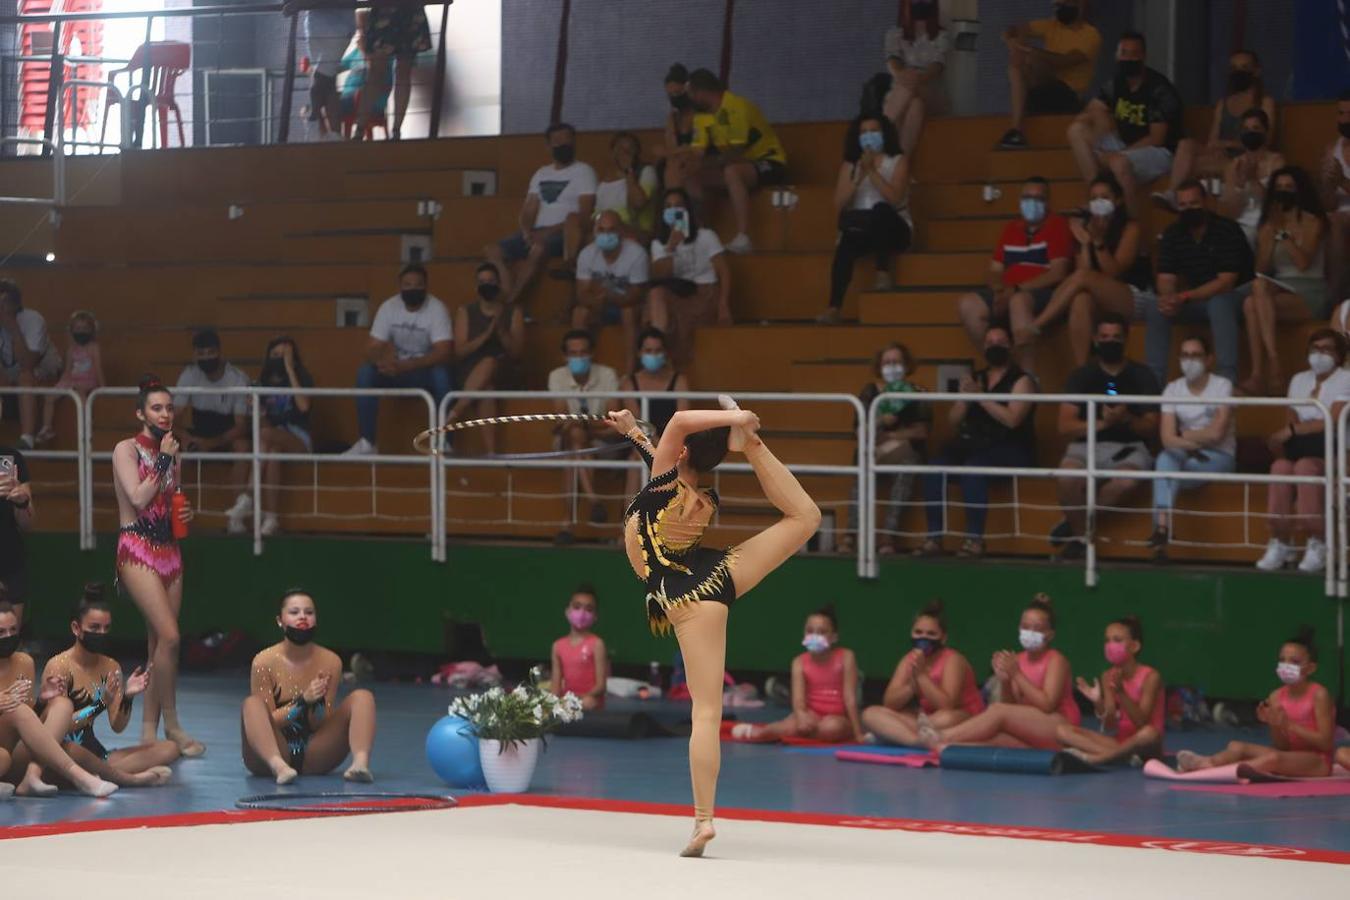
top-left (101, 40), bottom-right (189, 149)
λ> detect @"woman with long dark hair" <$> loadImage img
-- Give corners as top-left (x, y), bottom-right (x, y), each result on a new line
top-left (112, 376), bottom-right (200, 756)
top-left (818, 114), bottom-right (911, 324)
top-left (648, 187), bottom-right (732, 360)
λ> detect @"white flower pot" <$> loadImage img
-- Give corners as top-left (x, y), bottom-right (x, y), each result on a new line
top-left (477, 738), bottom-right (541, 793)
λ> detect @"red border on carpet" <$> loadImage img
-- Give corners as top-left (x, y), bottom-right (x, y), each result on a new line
top-left (3, 793), bottom-right (1348, 866)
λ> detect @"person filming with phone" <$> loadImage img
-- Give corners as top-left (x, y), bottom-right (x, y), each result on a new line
top-left (1051, 313), bottom-right (1160, 560)
top-left (648, 187), bottom-right (732, 363)
top-left (0, 407), bottom-right (35, 628)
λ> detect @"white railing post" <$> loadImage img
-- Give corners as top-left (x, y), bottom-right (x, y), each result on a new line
top-left (1085, 398), bottom-right (1097, 588)
top-left (251, 395), bottom-right (262, 556)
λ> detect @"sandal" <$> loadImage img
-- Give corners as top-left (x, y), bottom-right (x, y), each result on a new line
top-left (34, 427), bottom-right (56, 446)
top-left (956, 538), bottom-right (985, 558)
top-left (912, 539), bottom-right (943, 558)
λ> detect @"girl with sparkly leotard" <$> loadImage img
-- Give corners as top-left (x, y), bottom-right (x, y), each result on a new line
top-left (112, 377), bottom-right (202, 757)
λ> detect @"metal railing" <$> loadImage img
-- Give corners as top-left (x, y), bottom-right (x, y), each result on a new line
top-left (867, 391), bottom-right (1338, 596)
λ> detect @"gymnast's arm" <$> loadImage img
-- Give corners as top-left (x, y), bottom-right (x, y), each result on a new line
top-left (881, 658), bottom-right (917, 710)
top-left (649, 409), bottom-right (750, 474)
top-left (1010, 653), bottom-right (1069, 714)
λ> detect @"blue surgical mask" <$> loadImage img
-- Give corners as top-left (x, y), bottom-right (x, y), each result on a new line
top-left (567, 355), bottom-right (592, 377)
top-left (859, 131), bottom-right (885, 153)
top-left (1020, 197), bottom-right (1046, 224)
top-left (595, 232), bottom-right (621, 253)
top-left (640, 352), bottom-right (666, 372)
top-left (802, 633), bottom-right (831, 654)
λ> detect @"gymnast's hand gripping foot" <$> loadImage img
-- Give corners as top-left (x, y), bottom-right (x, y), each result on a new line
top-left (608, 404), bottom-right (822, 857)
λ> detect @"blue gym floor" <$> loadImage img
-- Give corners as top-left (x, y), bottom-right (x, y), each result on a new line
top-left (2, 675), bottom-right (1348, 853)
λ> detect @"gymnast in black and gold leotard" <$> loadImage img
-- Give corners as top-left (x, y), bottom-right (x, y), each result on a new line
top-left (610, 403), bottom-right (820, 858)
top-left (241, 589), bottom-right (377, 785)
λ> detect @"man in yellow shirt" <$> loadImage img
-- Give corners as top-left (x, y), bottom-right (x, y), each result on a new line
top-left (996, 0), bottom-right (1101, 150)
top-left (685, 68), bottom-right (789, 254)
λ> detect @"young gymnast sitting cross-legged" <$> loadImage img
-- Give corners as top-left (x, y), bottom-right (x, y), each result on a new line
top-left (1055, 615), bottom-right (1165, 766)
top-left (609, 400), bottom-right (820, 858)
top-left (1175, 626), bottom-right (1335, 777)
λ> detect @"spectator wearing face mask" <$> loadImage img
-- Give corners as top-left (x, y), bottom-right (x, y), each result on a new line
top-left (1243, 167), bottom-right (1328, 397)
top-left (916, 325), bottom-right (1036, 559)
top-left (176, 328), bottom-right (252, 530)
top-left (1149, 336), bottom-right (1235, 561)
top-left (656, 63), bottom-right (698, 191)
top-left (818, 113), bottom-right (912, 325)
top-left (881, 0), bottom-right (950, 158)
top-left (1256, 330), bottom-right (1350, 575)
top-left (573, 210), bottom-right (650, 373)
top-left (256, 336), bottom-right (315, 536)
top-left (1319, 91), bottom-right (1350, 297)
top-left (548, 330), bottom-right (620, 545)
top-left (683, 69), bottom-right (788, 255)
top-left (622, 328), bottom-right (689, 499)
top-left (1218, 109), bottom-right (1286, 247)
top-left (996, 0), bottom-right (1101, 151)
top-left (955, 176), bottom-right (1071, 371)
top-left (648, 188), bottom-right (732, 362)
top-left (1065, 31), bottom-right (1183, 213)
top-left (1143, 179), bottom-right (1253, 388)
top-left (1053, 314), bottom-right (1160, 560)
top-left (344, 264), bottom-right (453, 456)
top-left (39, 310), bottom-right (104, 446)
top-left (484, 122), bottom-right (596, 310)
top-left (1154, 50), bottom-right (1278, 209)
top-left (445, 263), bottom-right (524, 456)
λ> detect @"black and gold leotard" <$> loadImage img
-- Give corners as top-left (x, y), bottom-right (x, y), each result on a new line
top-left (622, 431), bottom-right (737, 635)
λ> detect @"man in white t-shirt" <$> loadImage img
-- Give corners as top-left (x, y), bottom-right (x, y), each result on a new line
top-left (176, 328), bottom-right (253, 532)
top-left (484, 122), bottom-right (597, 311)
top-left (0, 279), bottom-right (61, 449)
top-left (572, 210), bottom-right (650, 372)
top-left (345, 263), bottom-right (453, 455)
top-left (547, 329), bottom-right (621, 544)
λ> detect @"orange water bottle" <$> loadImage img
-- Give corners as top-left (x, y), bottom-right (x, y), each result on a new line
top-left (171, 489), bottom-right (189, 540)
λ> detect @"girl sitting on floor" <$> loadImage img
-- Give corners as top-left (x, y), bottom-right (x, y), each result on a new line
top-left (551, 585), bottom-right (608, 711)
top-left (919, 593), bottom-right (1080, 750)
top-left (1056, 615), bottom-right (1164, 765)
top-left (1176, 627), bottom-right (1335, 777)
top-left (861, 599), bottom-right (983, 745)
top-left (731, 606), bottom-right (863, 743)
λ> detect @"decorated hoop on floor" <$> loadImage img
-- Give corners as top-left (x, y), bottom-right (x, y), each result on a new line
top-left (413, 413), bottom-right (655, 457)
top-left (235, 792), bottom-right (457, 814)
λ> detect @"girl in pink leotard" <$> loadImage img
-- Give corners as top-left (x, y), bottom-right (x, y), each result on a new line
top-left (1177, 627), bottom-right (1335, 777)
top-left (921, 594), bottom-right (1079, 751)
top-left (1057, 615), bottom-right (1165, 765)
top-left (550, 585), bottom-right (608, 711)
top-left (862, 599), bottom-right (983, 745)
top-left (732, 606), bottom-right (862, 743)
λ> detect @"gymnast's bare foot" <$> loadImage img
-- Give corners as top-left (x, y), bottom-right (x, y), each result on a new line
top-left (680, 820), bottom-right (716, 858)
top-left (1176, 750), bottom-right (1211, 772)
top-left (166, 728), bottom-right (206, 758)
top-left (719, 395), bottom-right (749, 452)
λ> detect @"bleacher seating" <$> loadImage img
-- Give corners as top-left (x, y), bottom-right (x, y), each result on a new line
top-left (0, 101), bottom-right (1338, 561)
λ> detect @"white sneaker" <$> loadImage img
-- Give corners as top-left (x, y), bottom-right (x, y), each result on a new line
top-left (226, 492), bottom-right (253, 517)
top-left (225, 493), bottom-right (252, 534)
top-left (342, 438), bottom-right (377, 456)
top-left (260, 513), bottom-right (280, 537)
top-left (726, 233), bottom-right (753, 254)
top-left (1255, 538), bottom-right (1292, 572)
top-left (1298, 538), bottom-right (1327, 574)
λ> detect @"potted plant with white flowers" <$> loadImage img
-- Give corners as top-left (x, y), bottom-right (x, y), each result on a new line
top-left (447, 666), bottom-right (585, 793)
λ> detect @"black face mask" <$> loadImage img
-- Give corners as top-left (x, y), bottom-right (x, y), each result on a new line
top-left (1179, 207), bottom-right (1208, 230)
top-left (551, 144), bottom-right (576, 165)
top-left (1054, 4), bottom-right (1079, 25)
top-left (0, 634), bottom-right (20, 658)
top-left (1117, 59), bottom-right (1144, 80)
top-left (283, 624), bottom-right (318, 646)
top-left (71, 331), bottom-right (94, 346)
top-left (1273, 190), bottom-right (1298, 210)
top-left (78, 631), bottom-right (112, 656)
top-left (1227, 70), bottom-right (1256, 94)
top-left (1095, 340), bottom-right (1126, 365)
top-left (669, 93), bottom-right (692, 111)
top-left (145, 422), bottom-right (169, 441)
top-left (1339, 123), bottom-right (1350, 140)
top-left (984, 345), bottom-right (1011, 368)
top-left (477, 283), bottom-right (501, 302)
top-left (1239, 130), bottom-right (1265, 151)
top-left (401, 288), bottom-right (427, 309)
top-left (197, 357), bottom-right (222, 376)
top-left (261, 358), bottom-right (287, 382)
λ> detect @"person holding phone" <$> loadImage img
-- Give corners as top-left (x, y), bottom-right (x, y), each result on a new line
top-left (1053, 314), bottom-right (1161, 559)
top-left (0, 433), bottom-right (33, 628)
top-left (648, 187), bottom-right (732, 362)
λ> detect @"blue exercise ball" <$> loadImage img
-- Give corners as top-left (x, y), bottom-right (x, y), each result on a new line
top-left (426, 715), bottom-right (485, 789)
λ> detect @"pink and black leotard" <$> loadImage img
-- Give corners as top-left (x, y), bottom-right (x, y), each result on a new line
top-left (115, 434), bottom-right (182, 588)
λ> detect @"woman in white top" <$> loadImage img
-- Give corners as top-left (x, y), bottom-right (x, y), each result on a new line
top-left (818, 114), bottom-right (911, 324)
top-left (1149, 336), bottom-right (1236, 560)
top-left (1217, 108), bottom-right (1284, 246)
top-left (595, 131), bottom-right (659, 240)
top-left (1256, 329), bottom-right (1350, 574)
top-left (882, 0), bottom-right (949, 157)
top-left (648, 187), bottom-right (732, 362)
